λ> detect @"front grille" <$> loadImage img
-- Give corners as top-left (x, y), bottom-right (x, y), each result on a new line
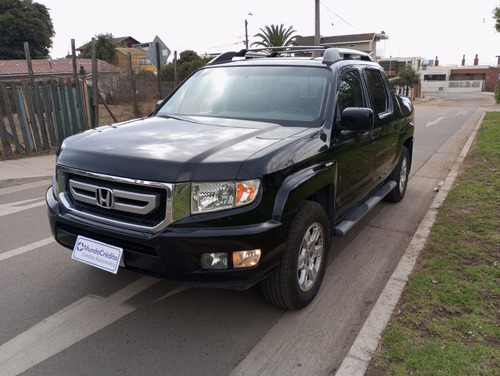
top-left (56, 167), bottom-right (174, 232)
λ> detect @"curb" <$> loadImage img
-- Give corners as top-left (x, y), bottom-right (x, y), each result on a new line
top-left (0, 176), bottom-right (53, 189)
top-left (0, 154), bottom-right (55, 188)
top-left (335, 112), bottom-right (485, 375)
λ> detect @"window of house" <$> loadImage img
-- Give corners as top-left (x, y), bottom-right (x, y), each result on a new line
top-left (423, 74), bottom-right (446, 81)
top-left (139, 58), bottom-right (152, 65)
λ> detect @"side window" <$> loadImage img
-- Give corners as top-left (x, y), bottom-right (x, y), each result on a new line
top-left (365, 69), bottom-right (390, 115)
top-left (337, 69), bottom-right (364, 114)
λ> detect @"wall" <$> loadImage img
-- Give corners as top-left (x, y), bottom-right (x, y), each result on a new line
top-left (450, 67), bottom-right (500, 92)
top-left (421, 65), bottom-right (500, 93)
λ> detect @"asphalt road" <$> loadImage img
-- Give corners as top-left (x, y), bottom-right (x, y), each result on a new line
top-left (0, 93), bottom-right (497, 376)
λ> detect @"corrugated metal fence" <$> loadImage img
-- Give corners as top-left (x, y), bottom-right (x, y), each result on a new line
top-left (0, 78), bottom-right (93, 157)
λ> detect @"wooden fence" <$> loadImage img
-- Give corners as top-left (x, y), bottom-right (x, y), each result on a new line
top-left (0, 78), bottom-right (93, 158)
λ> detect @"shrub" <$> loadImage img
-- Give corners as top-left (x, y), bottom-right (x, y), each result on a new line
top-left (495, 82), bottom-right (500, 104)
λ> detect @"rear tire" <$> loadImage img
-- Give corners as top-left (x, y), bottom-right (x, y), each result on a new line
top-left (385, 146), bottom-right (410, 203)
top-left (261, 201), bottom-right (330, 310)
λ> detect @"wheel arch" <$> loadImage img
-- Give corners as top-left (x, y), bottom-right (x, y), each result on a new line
top-left (272, 161), bottom-right (337, 230)
top-left (403, 136), bottom-right (414, 172)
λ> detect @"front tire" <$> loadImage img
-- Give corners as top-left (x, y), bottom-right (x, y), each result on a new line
top-left (261, 201), bottom-right (330, 310)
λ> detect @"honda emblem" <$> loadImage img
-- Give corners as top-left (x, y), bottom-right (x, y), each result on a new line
top-left (96, 187), bottom-right (114, 209)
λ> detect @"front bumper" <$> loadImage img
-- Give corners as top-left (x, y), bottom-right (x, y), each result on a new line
top-left (46, 187), bottom-right (286, 290)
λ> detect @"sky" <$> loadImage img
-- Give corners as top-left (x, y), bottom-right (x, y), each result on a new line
top-left (38, 0), bottom-right (500, 66)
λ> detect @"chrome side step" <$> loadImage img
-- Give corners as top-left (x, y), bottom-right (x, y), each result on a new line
top-left (334, 180), bottom-right (397, 237)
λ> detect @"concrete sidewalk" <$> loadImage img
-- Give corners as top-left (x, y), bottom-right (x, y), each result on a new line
top-left (0, 154), bottom-right (56, 188)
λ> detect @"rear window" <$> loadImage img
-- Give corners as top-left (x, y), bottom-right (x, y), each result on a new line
top-left (157, 66), bottom-right (330, 127)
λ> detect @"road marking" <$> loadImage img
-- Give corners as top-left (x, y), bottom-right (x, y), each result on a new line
top-left (0, 295), bottom-right (135, 376)
top-left (0, 237), bottom-right (54, 261)
top-left (107, 276), bottom-right (160, 304)
top-left (0, 198), bottom-right (46, 217)
top-left (425, 116), bottom-right (446, 127)
top-left (0, 276), bottom-right (157, 376)
top-left (456, 110), bottom-right (470, 116)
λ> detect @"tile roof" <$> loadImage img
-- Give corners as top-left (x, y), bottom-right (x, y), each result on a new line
top-left (0, 58), bottom-right (123, 77)
top-left (114, 36), bottom-right (141, 46)
top-left (115, 47), bottom-right (147, 56)
top-left (76, 36), bottom-right (141, 51)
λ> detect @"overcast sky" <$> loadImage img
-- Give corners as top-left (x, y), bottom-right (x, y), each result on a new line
top-left (38, 0), bottom-right (500, 66)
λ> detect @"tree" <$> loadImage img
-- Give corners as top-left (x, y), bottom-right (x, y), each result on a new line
top-left (251, 24), bottom-right (296, 50)
top-left (494, 6), bottom-right (500, 32)
top-left (390, 65), bottom-right (421, 89)
top-left (0, 0), bottom-right (55, 59)
top-left (79, 33), bottom-right (118, 64)
top-left (161, 50), bottom-right (211, 82)
top-left (494, 6), bottom-right (500, 103)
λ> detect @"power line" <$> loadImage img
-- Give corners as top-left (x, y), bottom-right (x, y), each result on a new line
top-left (320, 1), bottom-right (355, 28)
top-left (208, 41), bottom-right (243, 50)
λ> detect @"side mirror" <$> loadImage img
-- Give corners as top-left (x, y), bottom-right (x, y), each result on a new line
top-left (340, 107), bottom-right (374, 131)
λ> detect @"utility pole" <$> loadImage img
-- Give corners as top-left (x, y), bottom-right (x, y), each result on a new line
top-left (245, 13), bottom-right (253, 49)
top-left (314, 0), bottom-right (320, 46)
top-left (245, 19), bottom-right (249, 49)
top-left (91, 37), bottom-right (99, 127)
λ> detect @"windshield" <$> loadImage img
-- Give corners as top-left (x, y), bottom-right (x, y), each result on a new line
top-left (157, 65), bottom-right (329, 127)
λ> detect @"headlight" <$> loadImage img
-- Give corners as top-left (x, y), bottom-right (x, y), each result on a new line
top-left (52, 168), bottom-right (66, 202)
top-left (191, 180), bottom-right (260, 214)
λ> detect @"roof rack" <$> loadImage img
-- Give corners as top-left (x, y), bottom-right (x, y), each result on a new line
top-left (206, 46), bottom-right (373, 66)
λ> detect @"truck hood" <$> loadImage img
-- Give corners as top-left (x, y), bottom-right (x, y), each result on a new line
top-left (57, 115), bottom-right (312, 182)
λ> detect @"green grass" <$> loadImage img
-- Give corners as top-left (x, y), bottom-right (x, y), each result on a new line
top-left (368, 112), bottom-right (500, 376)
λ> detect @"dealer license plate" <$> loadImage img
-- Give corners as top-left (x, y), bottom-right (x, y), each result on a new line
top-left (72, 235), bottom-right (123, 274)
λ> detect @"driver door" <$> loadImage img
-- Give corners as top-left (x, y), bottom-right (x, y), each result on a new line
top-left (332, 67), bottom-right (376, 215)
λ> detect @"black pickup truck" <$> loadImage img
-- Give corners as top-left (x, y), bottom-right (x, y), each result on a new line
top-left (46, 47), bottom-right (414, 309)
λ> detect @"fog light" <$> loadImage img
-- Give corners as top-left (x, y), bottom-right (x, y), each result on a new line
top-left (233, 249), bottom-right (261, 268)
top-left (201, 253), bottom-right (228, 270)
